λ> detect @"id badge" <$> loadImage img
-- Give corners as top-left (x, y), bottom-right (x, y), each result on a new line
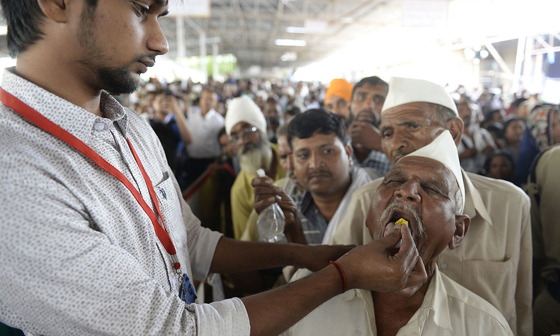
top-left (179, 273), bottom-right (198, 304)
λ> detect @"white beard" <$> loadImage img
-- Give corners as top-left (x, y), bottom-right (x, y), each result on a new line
top-left (239, 138), bottom-right (273, 176)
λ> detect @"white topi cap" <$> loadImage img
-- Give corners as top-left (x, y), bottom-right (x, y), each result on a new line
top-left (381, 77), bottom-right (458, 116)
top-left (404, 130), bottom-right (465, 213)
top-left (225, 96), bottom-right (267, 136)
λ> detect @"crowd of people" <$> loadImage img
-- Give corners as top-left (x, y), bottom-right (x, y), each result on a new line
top-left (1, 1), bottom-right (560, 336)
top-left (111, 73), bottom-right (560, 336)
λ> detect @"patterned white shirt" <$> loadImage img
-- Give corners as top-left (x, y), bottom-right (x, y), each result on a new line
top-left (0, 68), bottom-right (250, 336)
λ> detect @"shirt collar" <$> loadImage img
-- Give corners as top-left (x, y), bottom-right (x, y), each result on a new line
top-left (422, 265), bottom-right (453, 333)
top-left (462, 170), bottom-right (493, 226)
top-left (2, 68), bottom-right (129, 143)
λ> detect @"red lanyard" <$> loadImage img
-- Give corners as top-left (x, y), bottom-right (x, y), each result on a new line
top-left (0, 88), bottom-right (182, 272)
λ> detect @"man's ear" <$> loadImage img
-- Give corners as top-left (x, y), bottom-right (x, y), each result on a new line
top-left (37, 0), bottom-right (70, 23)
top-left (445, 117), bottom-right (464, 147)
top-left (345, 143), bottom-right (353, 163)
top-left (448, 214), bottom-right (470, 250)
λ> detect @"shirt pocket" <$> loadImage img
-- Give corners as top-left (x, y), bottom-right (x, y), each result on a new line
top-left (462, 257), bottom-right (516, 324)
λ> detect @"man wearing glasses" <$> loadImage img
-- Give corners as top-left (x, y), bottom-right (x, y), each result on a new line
top-left (347, 76), bottom-right (392, 178)
top-left (225, 96), bottom-right (285, 239)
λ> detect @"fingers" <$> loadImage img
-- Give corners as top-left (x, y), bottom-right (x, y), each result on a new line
top-left (378, 225), bottom-right (404, 248)
top-left (254, 196), bottom-right (279, 214)
top-left (251, 176), bottom-right (273, 187)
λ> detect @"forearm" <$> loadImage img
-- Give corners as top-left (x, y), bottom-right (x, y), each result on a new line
top-left (210, 237), bottom-right (301, 273)
top-left (242, 264), bottom-right (342, 336)
top-left (174, 113), bottom-right (193, 144)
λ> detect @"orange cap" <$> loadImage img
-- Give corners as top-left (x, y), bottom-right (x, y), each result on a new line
top-left (324, 78), bottom-right (353, 106)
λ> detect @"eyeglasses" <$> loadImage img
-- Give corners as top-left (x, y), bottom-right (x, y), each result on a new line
top-left (230, 126), bottom-right (258, 142)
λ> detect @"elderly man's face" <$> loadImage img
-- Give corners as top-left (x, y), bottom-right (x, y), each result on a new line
top-left (292, 132), bottom-right (352, 195)
top-left (366, 157), bottom-right (469, 285)
top-left (230, 122), bottom-right (262, 152)
top-left (380, 102), bottom-right (447, 165)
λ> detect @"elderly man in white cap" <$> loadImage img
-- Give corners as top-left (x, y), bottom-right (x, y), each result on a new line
top-left (225, 96), bottom-right (285, 239)
top-left (332, 77), bottom-right (532, 336)
top-left (285, 131), bottom-right (513, 336)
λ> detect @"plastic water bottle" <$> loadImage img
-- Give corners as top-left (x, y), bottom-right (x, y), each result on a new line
top-left (256, 169), bottom-right (286, 242)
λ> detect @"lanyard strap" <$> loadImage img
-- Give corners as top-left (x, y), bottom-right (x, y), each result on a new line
top-left (0, 88), bottom-right (181, 271)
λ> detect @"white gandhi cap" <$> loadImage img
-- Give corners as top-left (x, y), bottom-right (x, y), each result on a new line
top-left (404, 130), bottom-right (465, 213)
top-left (381, 77), bottom-right (458, 116)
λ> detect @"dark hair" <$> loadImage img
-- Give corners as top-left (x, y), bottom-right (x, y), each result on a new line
top-left (503, 117), bottom-right (524, 134)
top-left (351, 76), bottom-right (388, 100)
top-left (486, 123), bottom-right (504, 137)
top-left (285, 105), bottom-right (301, 117)
top-left (1, 0), bottom-right (99, 57)
top-left (287, 109), bottom-right (347, 149)
top-left (217, 127), bottom-right (227, 141)
top-left (483, 150), bottom-right (515, 178)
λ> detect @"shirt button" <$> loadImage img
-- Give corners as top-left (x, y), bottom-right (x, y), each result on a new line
top-left (440, 262), bottom-right (448, 269)
top-left (94, 122), bottom-right (105, 131)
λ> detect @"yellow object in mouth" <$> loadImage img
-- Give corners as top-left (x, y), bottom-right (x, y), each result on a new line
top-left (396, 218), bottom-right (409, 225)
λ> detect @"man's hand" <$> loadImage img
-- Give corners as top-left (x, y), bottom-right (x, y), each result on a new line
top-left (252, 176), bottom-right (298, 225)
top-left (336, 224), bottom-right (428, 293)
top-left (348, 120), bottom-right (382, 152)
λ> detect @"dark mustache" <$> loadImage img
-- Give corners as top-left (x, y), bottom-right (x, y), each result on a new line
top-left (307, 169), bottom-right (332, 180)
top-left (241, 142), bottom-right (258, 153)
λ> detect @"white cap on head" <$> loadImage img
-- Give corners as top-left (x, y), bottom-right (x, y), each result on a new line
top-left (404, 130), bottom-right (465, 213)
top-left (225, 96), bottom-right (267, 136)
top-left (381, 77), bottom-right (458, 116)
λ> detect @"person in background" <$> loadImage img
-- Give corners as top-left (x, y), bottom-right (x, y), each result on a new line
top-left (484, 150), bottom-right (515, 181)
top-left (284, 105), bottom-right (301, 123)
top-left (225, 96), bottom-right (285, 239)
top-left (526, 144), bottom-right (560, 336)
top-left (150, 91), bottom-right (193, 188)
top-left (347, 76), bottom-right (391, 178)
top-left (254, 109), bottom-right (372, 245)
top-left (456, 99), bottom-right (497, 173)
top-left (285, 132), bottom-right (513, 336)
top-left (487, 122), bottom-right (506, 148)
top-left (185, 88), bottom-right (224, 188)
top-left (333, 77), bottom-right (532, 336)
top-left (513, 104), bottom-right (560, 187)
top-left (482, 108), bottom-right (506, 128)
top-left (502, 117), bottom-right (526, 161)
top-left (324, 78), bottom-right (353, 125)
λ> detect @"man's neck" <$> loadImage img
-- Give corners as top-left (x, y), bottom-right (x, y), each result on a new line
top-left (201, 107), bottom-right (211, 117)
top-left (311, 175), bottom-right (352, 222)
top-left (371, 276), bottom-right (432, 336)
top-left (16, 50), bottom-right (103, 117)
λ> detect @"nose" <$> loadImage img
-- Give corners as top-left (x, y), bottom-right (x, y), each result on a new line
top-left (308, 151), bottom-right (322, 170)
top-left (287, 155), bottom-right (294, 171)
top-left (395, 180), bottom-right (421, 203)
top-left (147, 21), bottom-right (169, 55)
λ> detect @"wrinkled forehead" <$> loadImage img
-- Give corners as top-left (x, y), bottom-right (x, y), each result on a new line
top-left (380, 102), bottom-right (437, 123)
top-left (389, 156), bottom-right (457, 193)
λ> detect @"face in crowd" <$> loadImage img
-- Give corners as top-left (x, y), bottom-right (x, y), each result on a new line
top-left (277, 134), bottom-right (297, 184)
top-left (366, 156), bottom-right (469, 294)
top-left (326, 95), bottom-right (351, 124)
top-left (350, 82), bottom-right (388, 126)
top-left (380, 102), bottom-right (462, 165)
top-left (199, 90), bottom-right (218, 114)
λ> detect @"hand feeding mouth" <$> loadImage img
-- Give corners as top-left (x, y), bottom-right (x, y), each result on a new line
top-left (381, 204), bottom-right (423, 251)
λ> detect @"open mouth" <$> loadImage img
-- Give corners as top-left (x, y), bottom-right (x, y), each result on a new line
top-left (382, 207), bottom-right (421, 254)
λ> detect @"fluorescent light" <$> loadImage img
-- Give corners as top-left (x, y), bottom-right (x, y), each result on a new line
top-left (0, 26), bottom-right (7, 36)
top-left (275, 39), bottom-right (307, 47)
top-left (286, 27), bottom-right (307, 34)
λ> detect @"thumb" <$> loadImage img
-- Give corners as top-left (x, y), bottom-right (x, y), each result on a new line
top-left (378, 226), bottom-right (403, 248)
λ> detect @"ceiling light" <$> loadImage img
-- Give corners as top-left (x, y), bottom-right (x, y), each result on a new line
top-left (286, 27), bottom-right (307, 34)
top-left (0, 26), bottom-right (7, 36)
top-left (275, 39), bottom-right (307, 47)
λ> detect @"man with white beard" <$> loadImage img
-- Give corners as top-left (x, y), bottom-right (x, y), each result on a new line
top-left (225, 96), bottom-right (285, 239)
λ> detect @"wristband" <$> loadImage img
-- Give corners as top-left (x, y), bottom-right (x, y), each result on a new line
top-left (330, 261), bottom-right (347, 293)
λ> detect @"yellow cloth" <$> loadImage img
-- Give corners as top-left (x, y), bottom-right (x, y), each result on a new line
top-left (231, 144), bottom-right (285, 239)
top-left (324, 78), bottom-right (353, 106)
top-left (332, 172), bottom-right (532, 336)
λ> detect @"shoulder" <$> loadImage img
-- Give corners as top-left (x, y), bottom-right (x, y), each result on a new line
top-left (466, 173), bottom-right (529, 204)
top-left (441, 273), bottom-right (513, 334)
